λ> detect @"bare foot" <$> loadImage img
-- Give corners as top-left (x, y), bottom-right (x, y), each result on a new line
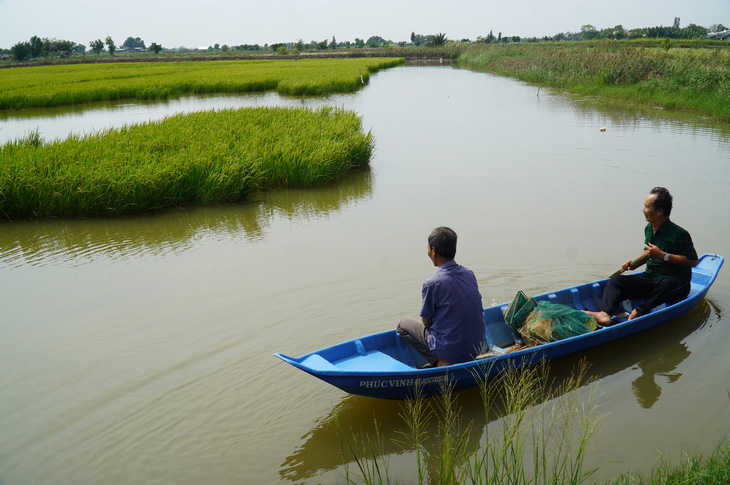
top-left (436, 359), bottom-right (453, 367)
top-left (582, 310), bottom-right (611, 326)
top-left (628, 309), bottom-right (640, 320)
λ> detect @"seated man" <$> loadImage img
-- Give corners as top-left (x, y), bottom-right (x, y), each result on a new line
top-left (397, 226), bottom-right (485, 367)
top-left (585, 187), bottom-right (698, 325)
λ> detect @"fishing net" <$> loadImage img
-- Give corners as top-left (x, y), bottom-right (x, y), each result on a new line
top-left (503, 290), bottom-right (537, 332)
top-left (504, 292), bottom-right (598, 346)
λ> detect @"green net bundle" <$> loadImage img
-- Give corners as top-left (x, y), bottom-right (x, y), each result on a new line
top-left (503, 292), bottom-right (598, 346)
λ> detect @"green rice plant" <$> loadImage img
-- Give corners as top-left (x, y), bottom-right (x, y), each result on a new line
top-left (0, 58), bottom-right (404, 109)
top-left (0, 106), bottom-right (373, 219)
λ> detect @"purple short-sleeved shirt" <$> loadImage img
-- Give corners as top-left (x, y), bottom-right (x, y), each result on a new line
top-left (420, 260), bottom-right (485, 363)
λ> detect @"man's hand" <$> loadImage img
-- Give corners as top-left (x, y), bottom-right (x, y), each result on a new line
top-left (644, 242), bottom-right (664, 260)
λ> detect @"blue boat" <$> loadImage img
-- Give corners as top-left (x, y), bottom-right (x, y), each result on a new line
top-left (275, 254), bottom-right (724, 400)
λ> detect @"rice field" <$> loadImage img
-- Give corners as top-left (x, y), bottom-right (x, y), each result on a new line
top-left (0, 106), bottom-right (373, 219)
top-left (0, 57), bottom-right (404, 109)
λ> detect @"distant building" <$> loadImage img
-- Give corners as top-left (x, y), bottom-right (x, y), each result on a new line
top-left (707, 30), bottom-right (730, 41)
top-left (119, 46), bottom-right (148, 53)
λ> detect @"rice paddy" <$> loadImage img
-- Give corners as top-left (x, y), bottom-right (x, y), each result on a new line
top-left (0, 106), bottom-right (373, 219)
top-left (0, 57), bottom-right (404, 109)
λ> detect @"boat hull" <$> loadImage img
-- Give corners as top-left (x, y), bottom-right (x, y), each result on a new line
top-left (275, 254), bottom-right (723, 400)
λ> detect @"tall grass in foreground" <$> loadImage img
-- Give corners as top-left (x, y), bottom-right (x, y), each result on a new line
top-left (0, 106), bottom-right (373, 219)
top-left (459, 42), bottom-right (730, 121)
top-left (0, 58), bottom-right (403, 109)
top-left (608, 440), bottom-right (730, 485)
top-left (338, 361), bottom-right (606, 484)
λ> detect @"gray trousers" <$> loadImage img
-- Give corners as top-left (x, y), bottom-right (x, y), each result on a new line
top-left (396, 317), bottom-right (437, 365)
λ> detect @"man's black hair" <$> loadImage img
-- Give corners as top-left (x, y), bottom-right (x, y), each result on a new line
top-left (428, 226), bottom-right (457, 260)
top-left (650, 187), bottom-right (673, 217)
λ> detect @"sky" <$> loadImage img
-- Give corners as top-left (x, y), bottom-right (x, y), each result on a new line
top-left (1, 0), bottom-right (729, 49)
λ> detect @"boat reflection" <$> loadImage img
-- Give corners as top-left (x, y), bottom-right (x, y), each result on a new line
top-left (279, 299), bottom-right (715, 483)
top-left (631, 300), bottom-right (710, 408)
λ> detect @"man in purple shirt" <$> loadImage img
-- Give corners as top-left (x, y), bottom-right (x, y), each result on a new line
top-left (397, 227), bottom-right (485, 368)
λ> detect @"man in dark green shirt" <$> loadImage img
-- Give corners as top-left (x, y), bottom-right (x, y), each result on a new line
top-left (586, 187), bottom-right (698, 325)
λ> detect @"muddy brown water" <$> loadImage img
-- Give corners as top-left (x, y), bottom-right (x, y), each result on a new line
top-left (1, 65), bottom-right (729, 484)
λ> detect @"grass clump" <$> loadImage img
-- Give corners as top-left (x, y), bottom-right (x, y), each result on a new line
top-left (0, 57), bottom-right (404, 109)
top-left (0, 106), bottom-right (373, 219)
top-left (458, 42), bottom-right (730, 121)
top-left (608, 440), bottom-right (730, 484)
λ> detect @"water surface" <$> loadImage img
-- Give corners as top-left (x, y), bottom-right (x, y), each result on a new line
top-left (1, 65), bottom-right (729, 484)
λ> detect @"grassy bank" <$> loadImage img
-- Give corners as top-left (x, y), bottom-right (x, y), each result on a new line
top-left (0, 57), bottom-right (403, 109)
top-left (458, 41), bottom-right (730, 121)
top-left (0, 106), bottom-right (372, 219)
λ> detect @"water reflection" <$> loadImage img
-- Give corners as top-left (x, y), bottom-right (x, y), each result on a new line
top-left (567, 93), bottom-right (730, 147)
top-left (551, 299), bottom-right (711, 408)
top-left (0, 167), bottom-right (372, 268)
top-left (630, 300), bottom-right (711, 408)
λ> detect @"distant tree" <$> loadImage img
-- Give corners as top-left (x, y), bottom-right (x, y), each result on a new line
top-left (365, 35), bottom-right (386, 47)
top-left (105, 36), bottom-right (116, 55)
top-left (580, 24), bottom-right (598, 40)
top-left (331, 35), bottom-right (337, 49)
top-left (354, 38), bottom-right (364, 48)
top-left (29, 35), bottom-right (44, 58)
top-left (673, 17), bottom-right (681, 29)
top-left (710, 23), bottom-right (728, 32)
top-left (411, 32), bottom-right (428, 46)
top-left (612, 25), bottom-right (627, 39)
top-left (270, 43), bottom-right (286, 52)
top-left (90, 39), bottom-right (105, 55)
top-left (294, 39), bottom-right (304, 51)
top-left (76, 44), bottom-right (86, 54)
top-left (45, 39), bottom-right (77, 57)
top-left (276, 45), bottom-right (288, 55)
top-left (428, 33), bottom-right (447, 46)
top-left (10, 41), bottom-right (31, 61)
top-left (683, 23), bottom-right (709, 39)
top-left (149, 42), bottom-right (163, 54)
top-left (122, 37), bottom-right (145, 50)
top-left (316, 39), bottom-right (328, 49)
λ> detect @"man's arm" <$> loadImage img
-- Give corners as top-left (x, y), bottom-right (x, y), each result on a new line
top-left (645, 242), bottom-right (698, 267)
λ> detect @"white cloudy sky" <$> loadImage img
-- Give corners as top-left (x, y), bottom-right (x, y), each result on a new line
top-left (1, 0), bottom-right (728, 49)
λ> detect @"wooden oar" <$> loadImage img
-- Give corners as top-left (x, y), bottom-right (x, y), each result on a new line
top-left (610, 253), bottom-right (649, 277)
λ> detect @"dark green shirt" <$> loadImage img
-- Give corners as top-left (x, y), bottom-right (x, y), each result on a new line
top-left (643, 220), bottom-right (698, 284)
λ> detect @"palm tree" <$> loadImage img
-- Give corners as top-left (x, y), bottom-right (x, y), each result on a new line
top-left (428, 33), bottom-right (447, 47)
